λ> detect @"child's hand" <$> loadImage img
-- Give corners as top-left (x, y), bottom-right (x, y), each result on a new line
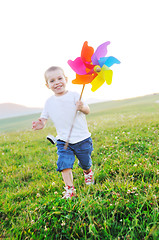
top-left (76, 100), bottom-right (84, 112)
top-left (32, 119), bottom-right (45, 130)
top-left (76, 101), bottom-right (90, 115)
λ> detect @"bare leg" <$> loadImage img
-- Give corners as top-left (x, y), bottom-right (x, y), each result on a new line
top-left (62, 168), bottom-right (73, 186)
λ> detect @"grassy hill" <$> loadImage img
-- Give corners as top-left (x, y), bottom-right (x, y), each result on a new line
top-left (0, 94), bottom-right (159, 239)
top-left (0, 94), bottom-right (159, 133)
top-left (0, 113), bottom-right (40, 133)
top-left (89, 93), bottom-right (159, 114)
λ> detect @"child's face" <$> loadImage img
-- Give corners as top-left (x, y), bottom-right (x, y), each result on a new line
top-left (46, 69), bottom-right (67, 96)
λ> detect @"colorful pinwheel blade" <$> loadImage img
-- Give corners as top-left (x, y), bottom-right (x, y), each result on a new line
top-left (99, 56), bottom-right (120, 68)
top-left (91, 41), bottom-right (110, 65)
top-left (91, 65), bottom-right (113, 91)
top-left (67, 57), bottom-right (87, 75)
top-left (102, 69), bottom-right (113, 85)
top-left (81, 41), bottom-right (94, 63)
top-left (91, 75), bottom-right (105, 92)
top-left (72, 73), bottom-right (97, 84)
top-left (84, 62), bottom-right (95, 70)
top-left (91, 54), bottom-right (99, 66)
top-left (99, 65), bottom-right (113, 85)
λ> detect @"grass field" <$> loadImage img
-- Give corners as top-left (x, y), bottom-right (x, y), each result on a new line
top-left (0, 94), bottom-right (159, 239)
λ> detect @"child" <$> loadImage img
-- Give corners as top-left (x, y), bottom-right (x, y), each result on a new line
top-left (32, 66), bottom-right (94, 199)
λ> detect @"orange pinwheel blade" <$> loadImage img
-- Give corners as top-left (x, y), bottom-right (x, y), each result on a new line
top-left (81, 41), bottom-right (94, 63)
top-left (72, 73), bottom-right (97, 84)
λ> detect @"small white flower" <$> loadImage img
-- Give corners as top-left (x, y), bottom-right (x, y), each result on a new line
top-left (2, 153), bottom-right (4, 155)
top-left (52, 182), bottom-right (55, 186)
top-left (133, 164), bottom-right (137, 167)
top-left (44, 226), bottom-right (48, 231)
top-left (36, 193), bottom-right (40, 197)
top-left (61, 221), bottom-right (66, 226)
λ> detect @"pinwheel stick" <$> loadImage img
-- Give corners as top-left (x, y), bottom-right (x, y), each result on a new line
top-left (64, 84), bottom-right (85, 150)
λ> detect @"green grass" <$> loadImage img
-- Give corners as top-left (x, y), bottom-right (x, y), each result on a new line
top-left (0, 114), bottom-right (54, 133)
top-left (0, 94), bottom-right (159, 239)
top-left (0, 114), bottom-right (40, 133)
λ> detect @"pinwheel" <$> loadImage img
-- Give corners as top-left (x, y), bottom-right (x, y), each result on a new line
top-left (68, 41), bottom-right (120, 91)
top-left (64, 41), bottom-right (120, 149)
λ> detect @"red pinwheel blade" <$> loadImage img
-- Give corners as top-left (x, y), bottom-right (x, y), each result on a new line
top-left (81, 41), bottom-right (94, 63)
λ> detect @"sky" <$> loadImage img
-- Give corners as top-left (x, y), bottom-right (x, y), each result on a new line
top-left (0, 0), bottom-right (159, 108)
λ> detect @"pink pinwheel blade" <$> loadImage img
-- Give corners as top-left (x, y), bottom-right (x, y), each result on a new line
top-left (92, 41), bottom-right (110, 65)
top-left (68, 57), bottom-right (87, 75)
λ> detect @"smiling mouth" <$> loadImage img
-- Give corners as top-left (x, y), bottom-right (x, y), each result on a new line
top-left (55, 85), bottom-right (63, 90)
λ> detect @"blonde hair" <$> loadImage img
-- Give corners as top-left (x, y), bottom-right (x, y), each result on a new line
top-left (44, 66), bottom-right (67, 84)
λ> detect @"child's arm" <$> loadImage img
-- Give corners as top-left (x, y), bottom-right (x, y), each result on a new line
top-left (32, 118), bottom-right (47, 130)
top-left (76, 100), bottom-right (90, 115)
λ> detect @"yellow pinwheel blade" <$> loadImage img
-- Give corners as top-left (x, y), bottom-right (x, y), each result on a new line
top-left (91, 66), bottom-right (113, 92)
top-left (103, 69), bottom-right (113, 85)
top-left (100, 65), bottom-right (113, 85)
top-left (91, 75), bottom-right (105, 92)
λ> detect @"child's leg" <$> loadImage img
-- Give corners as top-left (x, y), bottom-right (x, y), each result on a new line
top-left (61, 168), bottom-right (76, 199)
top-left (62, 168), bottom-right (73, 186)
top-left (56, 141), bottom-right (76, 199)
top-left (73, 137), bottom-right (94, 185)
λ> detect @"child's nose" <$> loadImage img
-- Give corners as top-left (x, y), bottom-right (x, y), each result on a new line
top-left (54, 79), bottom-right (58, 84)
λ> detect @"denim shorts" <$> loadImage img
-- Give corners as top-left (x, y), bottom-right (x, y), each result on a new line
top-left (56, 137), bottom-right (93, 172)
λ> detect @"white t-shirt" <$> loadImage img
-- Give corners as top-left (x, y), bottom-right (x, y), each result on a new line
top-left (40, 91), bottom-right (91, 144)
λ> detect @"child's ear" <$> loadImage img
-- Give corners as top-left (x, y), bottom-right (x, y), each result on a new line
top-left (45, 83), bottom-right (50, 89)
top-left (65, 77), bottom-right (68, 83)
